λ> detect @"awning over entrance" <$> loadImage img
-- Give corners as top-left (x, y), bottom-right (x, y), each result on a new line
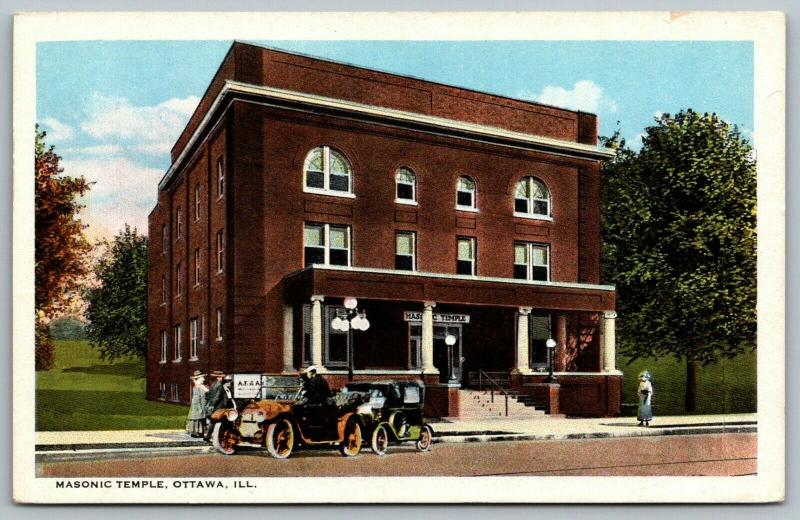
top-left (284, 265), bottom-right (615, 312)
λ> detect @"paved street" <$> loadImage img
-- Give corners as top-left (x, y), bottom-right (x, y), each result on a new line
top-left (38, 433), bottom-right (756, 477)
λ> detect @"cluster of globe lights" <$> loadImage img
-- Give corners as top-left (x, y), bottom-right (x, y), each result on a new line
top-left (331, 297), bottom-right (370, 331)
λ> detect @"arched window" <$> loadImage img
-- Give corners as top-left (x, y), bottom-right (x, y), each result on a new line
top-left (395, 167), bottom-right (416, 203)
top-left (304, 146), bottom-right (353, 195)
top-left (456, 176), bottom-right (477, 210)
top-left (514, 177), bottom-right (551, 217)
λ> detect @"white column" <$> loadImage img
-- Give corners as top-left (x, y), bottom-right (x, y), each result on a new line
top-left (513, 307), bottom-right (532, 374)
top-left (421, 301), bottom-right (438, 374)
top-left (310, 295), bottom-right (325, 371)
top-left (602, 311), bottom-right (617, 372)
top-left (282, 305), bottom-right (294, 373)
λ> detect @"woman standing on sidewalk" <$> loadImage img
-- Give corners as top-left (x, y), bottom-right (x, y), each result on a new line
top-left (637, 370), bottom-right (654, 427)
top-left (186, 371), bottom-right (208, 438)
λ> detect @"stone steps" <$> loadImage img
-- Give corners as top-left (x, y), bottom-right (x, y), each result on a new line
top-left (457, 389), bottom-right (547, 418)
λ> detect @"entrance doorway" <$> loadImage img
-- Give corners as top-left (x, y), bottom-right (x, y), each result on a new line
top-left (432, 325), bottom-right (462, 384)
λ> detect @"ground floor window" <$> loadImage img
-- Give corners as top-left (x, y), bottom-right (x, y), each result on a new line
top-left (529, 314), bottom-right (551, 368)
top-left (158, 382), bottom-right (167, 400)
top-left (409, 325), bottom-right (422, 369)
top-left (170, 383), bottom-right (179, 402)
top-left (324, 306), bottom-right (350, 367)
top-left (302, 304), bottom-right (312, 366)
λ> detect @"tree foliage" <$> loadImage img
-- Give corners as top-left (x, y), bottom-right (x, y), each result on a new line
top-left (49, 315), bottom-right (88, 340)
top-left (85, 225), bottom-right (149, 361)
top-left (601, 109), bottom-right (756, 366)
top-left (35, 125), bottom-right (91, 369)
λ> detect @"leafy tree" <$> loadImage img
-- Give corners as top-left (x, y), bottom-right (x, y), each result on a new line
top-left (601, 110), bottom-right (756, 412)
top-left (49, 315), bottom-right (87, 340)
top-left (85, 226), bottom-right (149, 361)
top-left (35, 125), bottom-right (91, 369)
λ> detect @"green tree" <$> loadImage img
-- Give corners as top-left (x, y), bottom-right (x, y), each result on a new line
top-left (85, 225), bottom-right (149, 361)
top-left (601, 110), bottom-right (756, 412)
top-left (35, 125), bottom-right (91, 369)
top-left (49, 315), bottom-right (87, 340)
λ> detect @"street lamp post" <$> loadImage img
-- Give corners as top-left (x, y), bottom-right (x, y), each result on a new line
top-left (331, 297), bottom-right (370, 381)
top-left (445, 334), bottom-right (457, 384)
top-left (545, 338), bottom-right (557, 383)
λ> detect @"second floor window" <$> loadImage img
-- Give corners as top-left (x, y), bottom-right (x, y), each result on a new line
top-left (395, 231), bottom-right (416, 271)
top-left (456, 176), bottom-right (477, 210)
top-left (176, 207), bottom-right (183, 239)
top-left (217, 157), bottom-right (225, 198)
top-left (194, 249), bottom-right (201, 286)
top-left (175, 263), bottom-right (182, 295)
top-left (304, 146), bottom-right (353, 195)
top-left (304, 223), bottom-right (351, 267)
top-left (514, 242), bottom-right (550, 281)
top-left (395, 167), bottom-right (417, 203)
top-left (173, 324), bottom-right (182, 361)
top-left (161, 224), bottom-right (168, 253)
top-left (160, 330), bottom-right (167, 363)
top-left (515, 176), bottom-right (551, 218)
top-left (216, 307), bottom-right (223, 341)
top-left (161, 275), bottom-right (167, 303)
top-left (216, 230), bottom-right (224, 273)
top-left (194, 184), bottom-right (201, 221)
top-left (457, 237), bottom-right (476, 275)
top-left (189, 318), bottom-right (199, 360)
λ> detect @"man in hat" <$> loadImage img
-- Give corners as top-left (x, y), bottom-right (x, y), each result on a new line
top-left (186, 370), bottom-right (208, 438)
top-left (298, 365), bottom-right (332, 406)
top-left (203, 370), bottom-right (234, 441)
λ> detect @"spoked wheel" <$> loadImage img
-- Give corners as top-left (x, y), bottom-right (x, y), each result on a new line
top-left (339, 419), bottom-right (363, 457)
top-left (212, 422), bottom-right (238, 455)
top-left (266, 418), bottom-right (295, 459)
top-left (371, 424), bottom-right (390, 456)
top-left (416, 424), bottom-right (433, 452)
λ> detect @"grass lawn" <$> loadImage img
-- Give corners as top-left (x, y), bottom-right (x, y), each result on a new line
top-left (619, 350), bottom-right (757, 416)
top-left (36, 340), bottom-right (188, 431)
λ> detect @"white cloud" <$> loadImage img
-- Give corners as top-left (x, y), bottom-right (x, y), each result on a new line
top-left (80, 93), bottom-right (200, 156)
top-left (523, 80), bottom-right (618, 114)
top-left (42, 117), bottom-right (74, 142)
top-left (61, 156), bottom-right (163, 238)
top-left (61, 144), bottom-right (123, 156)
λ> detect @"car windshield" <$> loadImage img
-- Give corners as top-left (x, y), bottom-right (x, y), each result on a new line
top-left (259, 375), bottom-right (302, 400)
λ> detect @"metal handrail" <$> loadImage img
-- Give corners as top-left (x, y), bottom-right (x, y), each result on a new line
top-left (477, 369), bottom-right (510, 416)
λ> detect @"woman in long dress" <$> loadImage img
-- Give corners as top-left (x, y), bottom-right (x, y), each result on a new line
top-left (187, 371), bottom-right (208, 437)
top-left (637, 370), bottom-right (654, 427)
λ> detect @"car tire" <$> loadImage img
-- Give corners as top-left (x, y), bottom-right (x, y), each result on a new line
top-left (416, 424), bottom-right (433, 452)
top-left (266, 418), bottom-right (295, 459)
top-left (212, 422), bottom-right (237, 455)
top-left (338, 419), bottom-right (363, 457)
top-left (371, 424), bottom-right (390, 456)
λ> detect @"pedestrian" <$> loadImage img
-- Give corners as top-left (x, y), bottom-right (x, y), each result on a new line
top-left (203, 370), bottom-right (226, 441)
top-left (637, 370), bottom-right (654, 427)
top-left (186, 370), bottom-right (208, 438)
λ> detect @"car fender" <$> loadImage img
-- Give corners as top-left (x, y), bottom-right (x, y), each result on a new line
top-left (336, 412), bottom-right (362, 440)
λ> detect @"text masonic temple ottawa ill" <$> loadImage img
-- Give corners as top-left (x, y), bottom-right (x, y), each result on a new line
top-left (147, 42), bottom-right (621, 418)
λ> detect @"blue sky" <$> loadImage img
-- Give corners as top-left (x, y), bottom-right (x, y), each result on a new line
top-left (36, 40), bottom-right (753, 238)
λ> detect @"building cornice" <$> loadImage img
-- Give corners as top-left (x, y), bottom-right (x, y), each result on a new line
top-left (291, 264), bottom-right (616, 293)
top-left (159, 80), bottom-right (616, 190)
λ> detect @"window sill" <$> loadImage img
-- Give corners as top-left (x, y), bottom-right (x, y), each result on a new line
top-left (189, 357), bottom-right (199, 362)
top-left (304, 187), bottom-right (356, 199)
top-left (455, 206), bottom-right (479, 213)
top-left (172, 358), bottom-right (182, 363)
top-left (215, 337), bottom-right (223, 342)
top-left (159, 360), bottom-right (167, 365)
top-left (160, 302), bottom-right (167, 307)
top-left (394, 199), bottom-right (418, 206)
top-left (216, 270), bottom-right (224, 276)
top-left (514, 212), bottom-right (553, 222)
top-left (216, 194), bottom-right (224, 202)
top-left (193, 283), bottom-right (201, 289)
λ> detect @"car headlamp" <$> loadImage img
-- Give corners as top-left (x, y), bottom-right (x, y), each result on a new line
top-left (226, 409), bottom-right (239, 421)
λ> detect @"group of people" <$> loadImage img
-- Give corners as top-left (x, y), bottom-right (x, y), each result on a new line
top-left (186, 369), bottom-right (236, 441)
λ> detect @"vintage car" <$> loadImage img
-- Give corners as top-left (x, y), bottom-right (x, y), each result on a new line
top-left (209, 374), bottom-right (373, 459)
top-left (343, 380), bottom-right (434, 456)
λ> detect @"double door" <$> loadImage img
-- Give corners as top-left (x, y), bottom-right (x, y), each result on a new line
top-left (410, 324), bottom-right (463, 384)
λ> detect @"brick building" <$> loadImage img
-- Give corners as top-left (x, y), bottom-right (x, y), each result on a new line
top-left (147, 41), bottom-right (621, 417)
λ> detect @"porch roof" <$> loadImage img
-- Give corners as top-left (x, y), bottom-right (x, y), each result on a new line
top-left (283, 265), bottom-right (615, 312)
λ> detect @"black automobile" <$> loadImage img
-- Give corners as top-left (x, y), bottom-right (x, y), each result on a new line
top-left (343, 380), bottom-right (434, 456)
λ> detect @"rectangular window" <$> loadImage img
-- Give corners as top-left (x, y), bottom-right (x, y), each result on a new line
top-left (173, 324), bottom-right (182, 361)
top-left (304, 223), bottom-right (351, 267)
top-left (409, 324), bottom-right (422, 369)
top-left (161, 224), bottom-right (168, 253)
top-left (158, 382), bottom-right (167, 400)
top-left (216, 307), bottom-right (223, 341)
top-left (395, 231), bottom-right (416, 271)
top-left (176, 208), bottom-right (182, 240)
top-left (194, 249), bottom-right (201, 286)
top-left (324, 306), bottom-right (349, 367)
top-left (200, 314), bottom-right (205, 345)
top-left (160, 330), bottom-right (167, 363)
top-left (216, 230), bottom-right (224, 273)
top-left (189, 318), bottom-right (199, 360)
top-left (217, 157), bottom-right (225, 198)
top-left (529, 314), bottom-right (551, 368)
top-left (302, 304), bottom-right (312, 366)
top-left (194, 184), bottom-right (201, 221)
top-left (161, 275), bottom-right (167, 303)
top-left (176, 263), bottom-right (182, 295)
top-left (170, 383), bottom-right (179, 402)
top-left (514, 242), bottom-right (550, 281)
top-left (457, 237), bottom-right (476, 275)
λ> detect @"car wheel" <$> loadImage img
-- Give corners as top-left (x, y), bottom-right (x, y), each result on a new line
top-left (339, 419), bottom-right (363, 457)
top-left (416, 424), bottom-right (433, 452)
top-left (212, 422), bottom-right (237, 455)
top-left (371, 424), bottom-right (390, 456)
top-left (266, 418), bottom-right (295, 459)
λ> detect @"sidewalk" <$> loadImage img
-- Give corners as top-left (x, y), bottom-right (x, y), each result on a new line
top-left (36, 413), bottom-right (757, 451)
